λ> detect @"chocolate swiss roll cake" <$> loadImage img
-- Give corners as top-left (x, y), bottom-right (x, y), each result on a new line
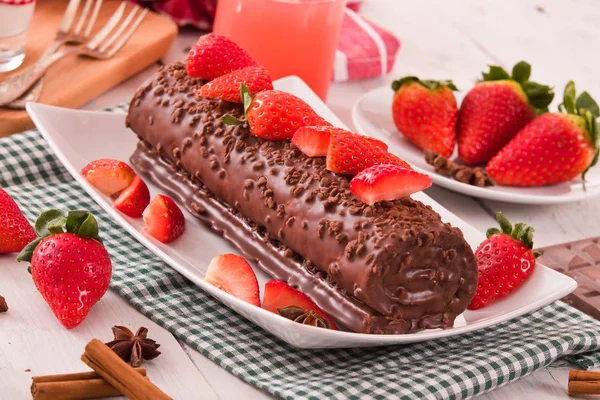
top-left (126, 62), bottom-right (478, 334)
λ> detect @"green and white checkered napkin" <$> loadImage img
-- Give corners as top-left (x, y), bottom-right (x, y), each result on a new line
top-left (3, 105), bottom-right (600, 400)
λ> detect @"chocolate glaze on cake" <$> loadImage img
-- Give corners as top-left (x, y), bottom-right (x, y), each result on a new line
top-left (126, 62), bottom-right (478, 334)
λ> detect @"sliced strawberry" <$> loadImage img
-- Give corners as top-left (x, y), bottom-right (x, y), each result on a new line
top-left (0, 187), bottom-right (36, 253)
top-left (366, 137), bottom-right (389, 151)
top-left (262, 280), bottom-right (337, 330)
top-left (326, 129), bottom-right (411, 175)
top-left (198, 65), bottom-right (273, 103)
top-left (291, 126), bottom-right (332, 157)
top-left (114, 176), bottom-right (151, 218)
top-left (186, 33), bottom-right (257, 80)
top-left (350, 164), bottom-right (432, 205)
top-left (292, 126), bottom-right (389, 157)
top-left (142, 194), bottom-right (185, 243)
top-left (205, 254), bottom-right (260, 306)
top-left (81, 159), bottom-right (136, 197)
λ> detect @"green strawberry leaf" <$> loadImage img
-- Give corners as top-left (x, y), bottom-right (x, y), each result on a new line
top-left (222, 114), bottom-right (244, 126)
top-left (486, 213), bottom-right (536, 248)
top-left (391, 76), bottom-right (419, 92)
top-left (496, 212), bottom-right (513, 235)
top-left (17, 209), bottom-right (104, 265)
top-left (482, 65), bottom-right (511, 82)
top-left (576, 91), bottom-right (600, 119)
top-left (240, 83), bottom-right (253, 116)
top-left (482, 62), bottom-right (553, 114)
top-left (16, 237), bottom-right (42, 263)
top-left (522, 81), bottom-right (554, 111)
top-left (486, 227), bottom-right (501, 238)
top-left (523, 226), bottom-right (535, 249)
top-left (66, 210), bottom-right (99, 239)
top-left (511, 61), bottom-right (531, 84)
top-left (561, 81), bottom-right (577, 114)
top-left (34, 209), bottom-right (65, 238)
top-left (391, 76), bottom-right (458, 92)
top-left (511, 222), bottom-right (526, 241)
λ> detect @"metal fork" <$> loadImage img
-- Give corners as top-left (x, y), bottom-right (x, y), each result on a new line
top-left (0, 4), bottom-right (147, 107)
top-left (4, 0), bottom-right (104, 109)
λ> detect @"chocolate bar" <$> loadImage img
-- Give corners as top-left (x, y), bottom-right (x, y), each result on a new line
top-left (126, 63), bottom-right (478, 334)
top-left (538, 238), bottom-right (600, 320)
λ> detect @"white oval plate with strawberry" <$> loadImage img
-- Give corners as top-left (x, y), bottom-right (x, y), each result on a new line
top-left (27, 76), bottom-right (575, 348)
top-left (352, 86), bottom-right (600, 204)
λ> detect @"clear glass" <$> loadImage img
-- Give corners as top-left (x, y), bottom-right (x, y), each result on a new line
top-left (213, 0), bottom-right (346, 101)
top-left (0, 2), bottom-right (36, 73)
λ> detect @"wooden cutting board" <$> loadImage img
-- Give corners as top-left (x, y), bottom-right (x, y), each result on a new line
top-left (0, 0), bottom-right (178, 137)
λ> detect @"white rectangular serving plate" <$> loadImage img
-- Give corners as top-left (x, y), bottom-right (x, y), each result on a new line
top-left (26, 76), bottom-right (576, 349)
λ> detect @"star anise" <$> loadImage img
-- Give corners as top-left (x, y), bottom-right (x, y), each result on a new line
top-left (104, 326), bottom-right (161, 367)
top-left (0, 295), bottom-right (7, 313)
top-left (277, 306), bottom-right (330, 329)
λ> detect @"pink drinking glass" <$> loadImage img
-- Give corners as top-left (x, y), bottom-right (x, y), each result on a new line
top-left (213, 0), bottom-right (346, 100)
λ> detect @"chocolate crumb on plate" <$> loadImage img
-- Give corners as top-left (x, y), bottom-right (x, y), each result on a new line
top-left (424, 150), bottom-right (493, 187)
top-left (0, 295), bottom-right (7, 312)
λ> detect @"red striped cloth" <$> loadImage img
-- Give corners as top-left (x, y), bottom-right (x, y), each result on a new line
top-left (334, 8), bottom-right (400, 82)
top-left (131, 0), bottom-right (400, 82)
top-left (0, 0), bottom-right (35, 4)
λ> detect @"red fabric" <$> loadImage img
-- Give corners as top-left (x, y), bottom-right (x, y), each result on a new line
top-left (0, 0), bottom-right (35, 4)
top-left (335, 9), bottom-right (400, 81)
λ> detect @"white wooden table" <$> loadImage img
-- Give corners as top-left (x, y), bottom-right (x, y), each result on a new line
top-left (2, 0), bottom-right (599, 398)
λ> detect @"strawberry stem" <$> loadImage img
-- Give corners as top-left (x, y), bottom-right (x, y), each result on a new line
top-left (486, 212), bottom-right (536, 250)
top-left (17, 210), bottom-right (102, 263)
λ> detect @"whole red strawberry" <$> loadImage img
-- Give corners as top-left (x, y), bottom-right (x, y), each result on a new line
top-left (487, 81), bottom-right (599, 186)
top-left (0, 187), bottom-right (36, 253)
top-left (198, 65), bottom-right (273, 103)
top-left (457, 61), bottom-right (554, 165)
top-left (468, 213), bottom-right (538, 310)
top-left (17, 210), bottom-right (112, 329)
top-left (186, 33), bottom-right (257, 80)
top-left (326, 128), bottom-right (410, 175)
top-left (391, 77), bottom-right (458, 158)
top-left (223, 85), bottom-right (330, 141)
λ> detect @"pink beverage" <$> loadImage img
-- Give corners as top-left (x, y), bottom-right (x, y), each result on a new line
top-left (213, 0), bottom-right (346, 100)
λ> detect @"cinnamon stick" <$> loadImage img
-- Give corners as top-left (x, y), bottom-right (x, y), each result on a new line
top-left (82, 339), bottom-right (170, 400)
top-left (568, 380), bottom-right (600, 395)
top-left (568, 370), bottom-right (600, 395)
top-left (31, 369), bottom-right (146, 400)
top-left (569, 370), bottom-right (600, 382)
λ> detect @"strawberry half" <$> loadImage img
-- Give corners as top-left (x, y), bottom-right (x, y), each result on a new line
top-left (17, 210), bottom-right (112, 329)
top-left (205, 254), bottom-right (260, 306)
top-left (292, 126), bottom-right (388, 157)
top-left (142, 194), bottom-right (186, 243)
top-left (350, 164), bottom-right (432, 205)
top-left (223, 85), bottom-right (331, 141)
top-left (186, 33), bottom-right (257, 80)
top-left (467, 213), bottom-right (538, 310)
top-left (262, 280), bottom-right (337, 330)
top-left (0, 187), bottom-right (36, 253)
top-left (326, 129), bottom-right (410, 174)
top-left (114, 175), bottom-right (151, 218)
top-left (81, 159), bottom-right (136, 197)
top-left (198, 65), bottom-right (273, 103)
